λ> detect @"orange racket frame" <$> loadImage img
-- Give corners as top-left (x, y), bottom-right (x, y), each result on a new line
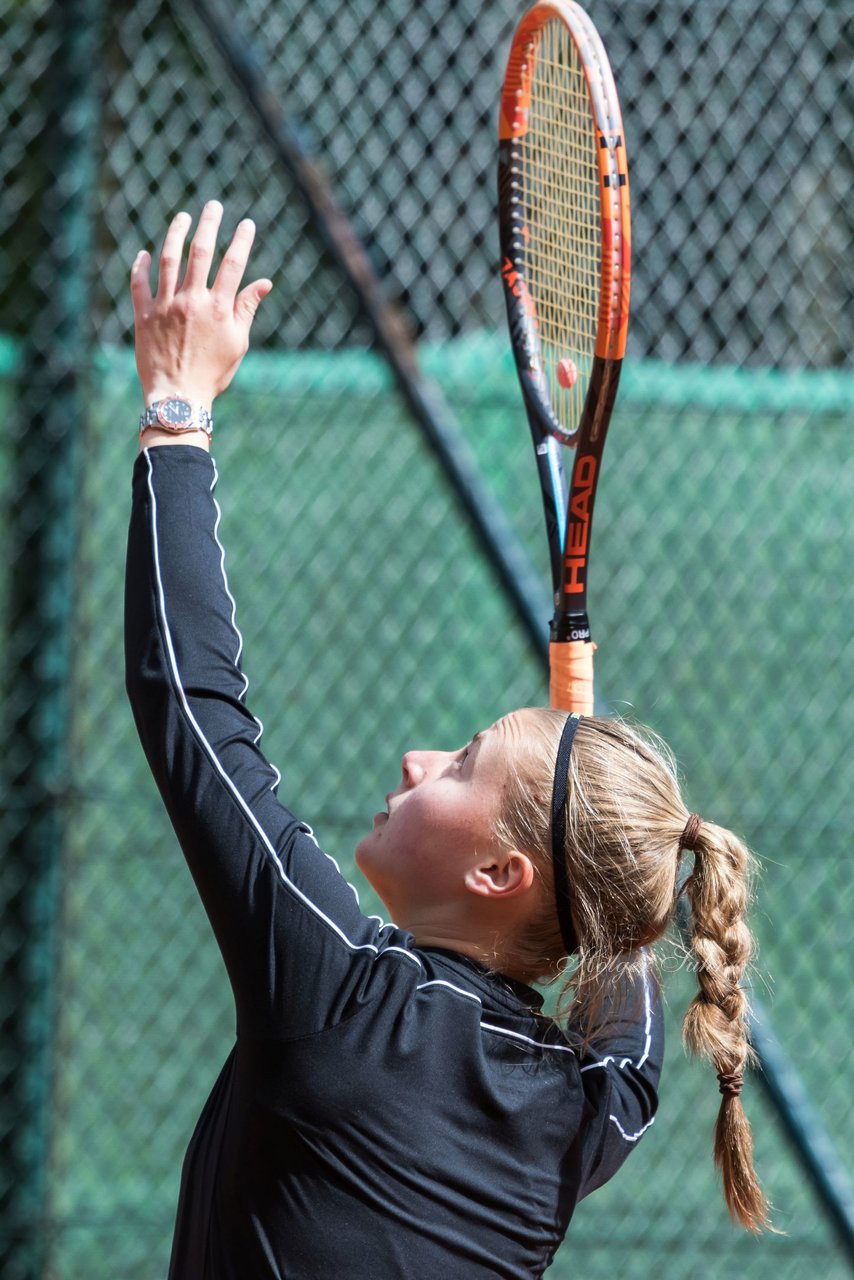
top-left (499, 0), bottom-right (630, 714)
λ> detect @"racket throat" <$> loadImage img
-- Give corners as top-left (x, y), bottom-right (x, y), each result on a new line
top-left (551, 612), bottom-right (591, 644)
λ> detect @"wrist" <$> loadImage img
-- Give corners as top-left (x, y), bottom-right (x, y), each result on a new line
top-left (138, 426), bottom-right (211, 452)
top-left (139, 394), bottom-right (214, 443)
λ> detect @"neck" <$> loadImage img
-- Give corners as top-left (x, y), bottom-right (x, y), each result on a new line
top-left (405, 920), bottom-right (534, 986)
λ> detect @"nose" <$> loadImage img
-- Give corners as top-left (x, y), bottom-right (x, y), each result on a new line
top-left (401, 748), bottom-right (458, 789)
top-left (401, 751), bottom-right (427, 788)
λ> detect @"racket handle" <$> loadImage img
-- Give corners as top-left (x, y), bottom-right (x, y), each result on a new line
top-left (549, 640), bottom-right (596, 715)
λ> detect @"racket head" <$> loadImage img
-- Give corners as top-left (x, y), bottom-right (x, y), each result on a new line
top-left (499, 2), bottom-right (630, 448)
top-left (498, 1), bottom-right (631, 712)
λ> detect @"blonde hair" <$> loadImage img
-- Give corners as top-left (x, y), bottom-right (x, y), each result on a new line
top-left (495, 708), bottom-right (771, 1233)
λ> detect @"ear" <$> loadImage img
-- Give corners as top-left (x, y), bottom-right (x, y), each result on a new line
top-left (464, 850), bottom-right (535, 900)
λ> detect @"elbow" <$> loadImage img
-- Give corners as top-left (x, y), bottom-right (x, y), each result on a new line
top-left (635, 1072), bottom-right (659, 1128)
top-left (124, 654), bottom-right (151, 715)
top-left (124, 641), bottom-right (170, 723)
top-left (124, 663), bottom-right (141, 708)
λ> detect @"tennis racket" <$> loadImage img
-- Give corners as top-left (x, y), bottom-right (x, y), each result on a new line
top-left (498, 1), bottom-right (630, 714)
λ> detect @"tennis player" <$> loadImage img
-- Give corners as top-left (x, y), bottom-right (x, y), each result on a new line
top-left (126, 203), bottom-right (769, 1279)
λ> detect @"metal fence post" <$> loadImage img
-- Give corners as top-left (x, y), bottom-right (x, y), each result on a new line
top-left (0, 0), bottom-right (105, 1274)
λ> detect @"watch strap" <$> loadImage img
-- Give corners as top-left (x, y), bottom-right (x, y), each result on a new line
top-left (139, 398), bottom-right (213, 438)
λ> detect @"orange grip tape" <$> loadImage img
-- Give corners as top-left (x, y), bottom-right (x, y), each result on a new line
top-left (549, 640), bottom-right (596, 715)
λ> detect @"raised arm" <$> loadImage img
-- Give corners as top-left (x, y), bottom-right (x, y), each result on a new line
top-left (126, 204), bottom-right (391, 1038)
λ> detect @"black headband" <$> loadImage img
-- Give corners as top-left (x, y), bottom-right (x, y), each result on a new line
top-left (550, 713), bottom-right (582, 955)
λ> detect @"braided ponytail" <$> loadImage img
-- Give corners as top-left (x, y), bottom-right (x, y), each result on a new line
top-left (681, 819), bottom-right (771, 1232)
top-left (495, 711), bottom-right (773, 1231)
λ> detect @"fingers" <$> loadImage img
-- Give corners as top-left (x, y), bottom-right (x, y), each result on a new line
top-left (235, 277), bottom-right (274, 325)
top-left (213, 218), bottom-right (257, 302)
top-left (156, 211), bottom-right (193, 301)
top-left (130, 250), bottom-right (153, 312)
top-left (144, 201), bottom-right (268, 319)
top-left (182, 200), bottom-right (224, 292)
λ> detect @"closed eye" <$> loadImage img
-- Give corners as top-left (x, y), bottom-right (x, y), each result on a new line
top-left (454, 728), bottom-right (486, 772)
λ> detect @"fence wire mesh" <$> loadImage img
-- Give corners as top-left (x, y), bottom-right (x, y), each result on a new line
top-left (1, 0), bottom-right (852, 1277)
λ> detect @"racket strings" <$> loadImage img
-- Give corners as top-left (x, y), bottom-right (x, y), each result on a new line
top-left (520, 20), bottom-right (602, 434)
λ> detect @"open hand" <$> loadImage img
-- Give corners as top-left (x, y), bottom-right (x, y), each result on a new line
top-left (131, 200), bottom-right (273, 411)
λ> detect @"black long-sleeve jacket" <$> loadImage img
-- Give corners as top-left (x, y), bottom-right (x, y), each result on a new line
top-left (124, 445), bottom-right (663, 1280)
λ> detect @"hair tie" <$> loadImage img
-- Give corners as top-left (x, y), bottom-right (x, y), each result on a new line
top-left (717, 1071), bottom-right (744, 1098)
top-left (679, 812), bottom-right (702, 851)
top-left (550, 714), bottom-right (582, 955)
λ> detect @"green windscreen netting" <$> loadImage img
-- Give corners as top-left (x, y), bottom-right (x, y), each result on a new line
top-left (3, 335), bottom-right (850, 1277)
top-left (1, 0), bottom-right (853, 1274)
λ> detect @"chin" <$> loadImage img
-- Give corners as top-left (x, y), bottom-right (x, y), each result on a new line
top-left (354, 832), bottom-right (380, 882)
top-left (353, 840), bottom-right (396, 919)
top-left (354, 811), bottom-right (387, 868)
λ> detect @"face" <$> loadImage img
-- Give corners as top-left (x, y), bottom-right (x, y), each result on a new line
top-left (355, 713), bottom-right (527, 925)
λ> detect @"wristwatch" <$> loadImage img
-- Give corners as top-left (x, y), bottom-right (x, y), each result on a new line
top-left (139, 396), bottom-right (213, 438)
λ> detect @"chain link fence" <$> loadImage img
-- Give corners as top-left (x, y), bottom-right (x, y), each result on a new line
top-left (1, 0), bottom-right (852, 1276)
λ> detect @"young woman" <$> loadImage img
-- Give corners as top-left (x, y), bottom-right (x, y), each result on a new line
top-left (127, 202), bottom-right (769, 1279)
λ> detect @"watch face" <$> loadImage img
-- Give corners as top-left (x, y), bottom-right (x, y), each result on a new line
top-left (158, 397), bottom-right (193, 428)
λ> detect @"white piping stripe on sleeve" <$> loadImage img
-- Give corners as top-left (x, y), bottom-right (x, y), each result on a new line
top-left (416, 979), bottom-right (482, 1007)
top-left (383, 946), bottom-right (424, 964)
top-left (144, 450), bottom-right (421, 971)
top-left (609, 1114), bottom-right (655, 1143)
top-left (369, 916), bottom-right (398, 932)
top-left (210, 460), bottom-right (286, 792)
top-left (299, 821), bottom-right (320, 847)
top-left (209, 465), bottom-right (247, 698)
top-left (636, 964), bottom-right (652, 1070)
top-left (323, 852), bottom-right (361, 905)
top-left (482, 1022), bottom-right (576, 1054)
top-left (419, 984), bottom-right (577, 1055)
top-left (579, 963), bottom-right (654, 1074)
top-left (416, 982), bottom-right (577, 1054)
top-left (302, 823), bottom-right (363, 908)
